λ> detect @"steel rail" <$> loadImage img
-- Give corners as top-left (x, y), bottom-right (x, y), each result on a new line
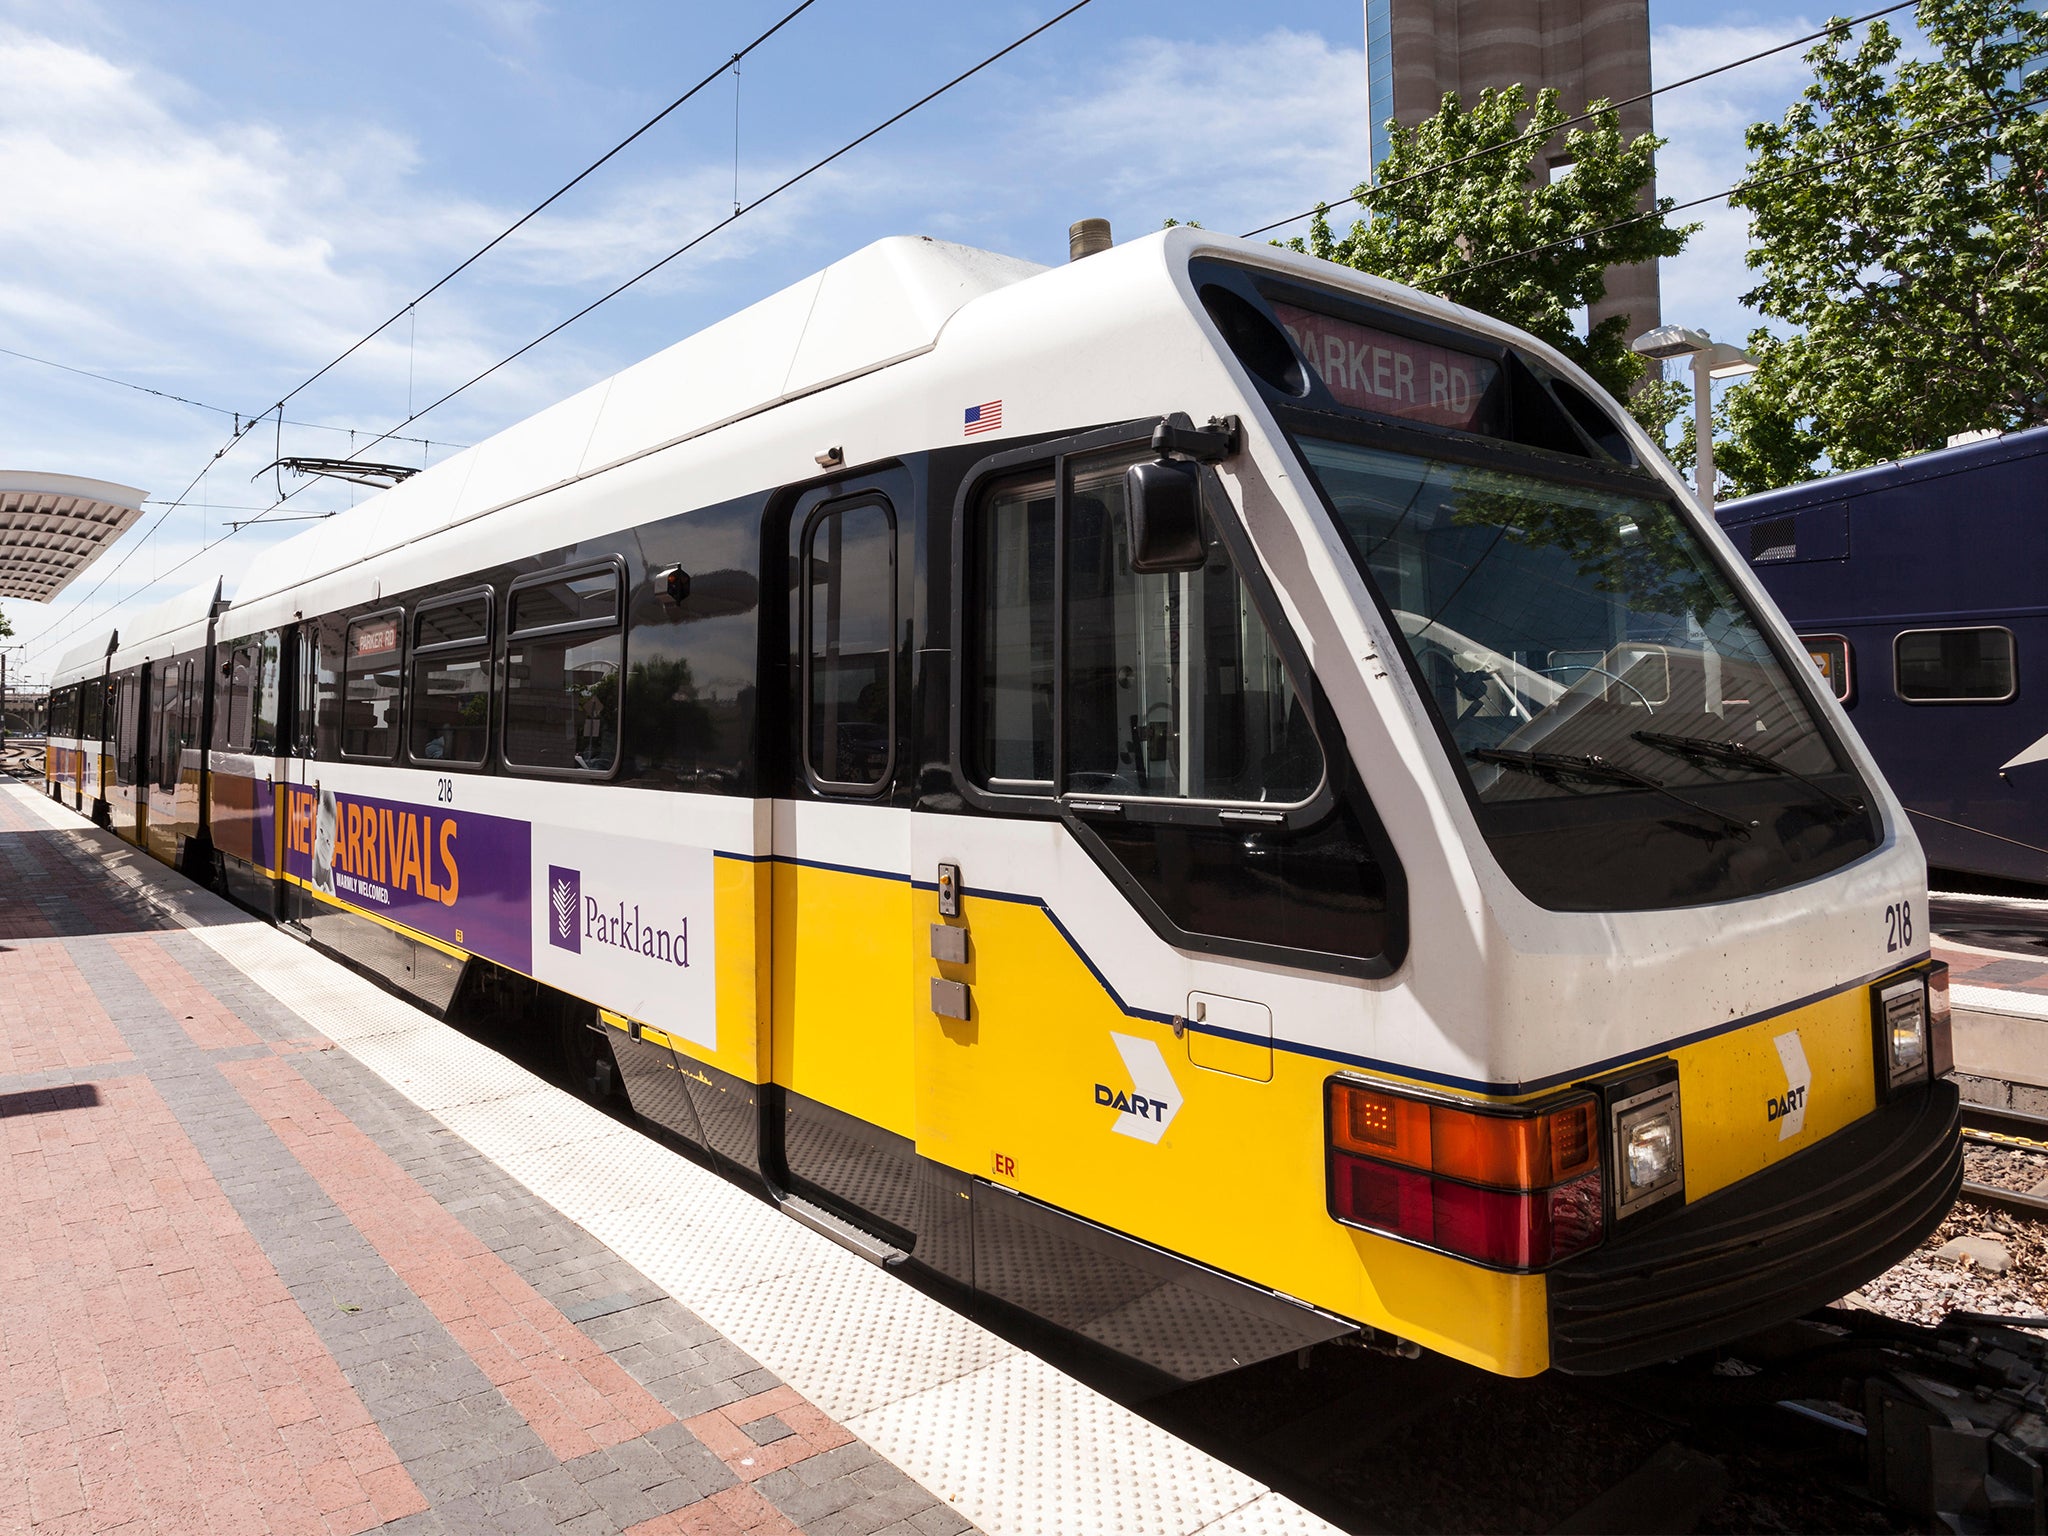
top-left (1957, 1179), bottom-right (2048, 1221)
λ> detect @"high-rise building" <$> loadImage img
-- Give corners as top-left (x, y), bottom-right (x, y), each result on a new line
top-left (1362, 0), bottom-right (1661, 345)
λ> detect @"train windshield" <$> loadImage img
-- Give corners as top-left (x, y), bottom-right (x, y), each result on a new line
top-left (1293, 436), bottom-right (1881, 909)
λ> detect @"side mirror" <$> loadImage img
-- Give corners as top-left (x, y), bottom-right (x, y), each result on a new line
top-left (1126, 460), bottom-right (1207, 573)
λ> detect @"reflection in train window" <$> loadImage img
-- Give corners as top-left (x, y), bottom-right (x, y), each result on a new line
top-left (1894, 627), bottom-right (2015, 703)
top-left (803, 498), bottom-right (894, 791)
top-left (505, 567), bottom-right (621, 774)
top-left (342, 612), bottom-right (404, 759)
top-left (410, 593), bottom-right (492, 768)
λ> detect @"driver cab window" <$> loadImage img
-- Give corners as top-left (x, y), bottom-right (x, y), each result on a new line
top-left (969, 453), bottom-right (1322, 806)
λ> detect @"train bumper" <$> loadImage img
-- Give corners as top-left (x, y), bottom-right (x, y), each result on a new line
top-left (1546, 1078), bottom-right (1961, 1375)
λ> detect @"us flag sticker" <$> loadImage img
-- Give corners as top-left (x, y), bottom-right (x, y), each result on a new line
top-left (963, 399), bottom-right (1003, 436)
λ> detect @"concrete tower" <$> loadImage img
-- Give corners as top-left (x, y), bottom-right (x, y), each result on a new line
top-left (1362, 0), bottom-right (1661, 346)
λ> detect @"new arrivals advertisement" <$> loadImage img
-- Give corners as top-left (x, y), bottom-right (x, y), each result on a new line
top-left (280, 784), bottom-right (718, 1050)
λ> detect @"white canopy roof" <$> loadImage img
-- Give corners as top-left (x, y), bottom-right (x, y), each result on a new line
top-left (0, 472), bottom-right (147, 603)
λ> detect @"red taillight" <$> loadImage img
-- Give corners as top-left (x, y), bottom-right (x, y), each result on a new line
top-left (1327, 1081), bottom-right (1605, 1270)
top-left (1927, 962), bottom-right (1953, 1079)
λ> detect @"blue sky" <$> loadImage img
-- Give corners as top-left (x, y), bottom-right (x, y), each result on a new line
top-left (0, 0), bottom-right (1902, 677)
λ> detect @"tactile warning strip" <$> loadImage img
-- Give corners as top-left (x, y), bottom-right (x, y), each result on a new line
top-left (9, 790), bottom-right (1343, 1536)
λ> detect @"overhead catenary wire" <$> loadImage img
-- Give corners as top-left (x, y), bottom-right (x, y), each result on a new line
top-left (23, 0), bottom-right (1102, 663)
top-left (1240, 0), bottom-right (1923, 239)
top-left (268, 0), bottom-right (827, 416)
top-left (0, 344), bottom-right (456, 448)
top-left (1440, 84), bottom-right (2048, 284)
top-left (326, 0), bottom-right (1100, 473)
top-left (12, 0), bottom-right (831, 660)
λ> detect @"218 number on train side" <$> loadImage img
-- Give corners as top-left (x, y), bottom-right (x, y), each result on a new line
top-left (1884, 900), bottom-right (1914, 952)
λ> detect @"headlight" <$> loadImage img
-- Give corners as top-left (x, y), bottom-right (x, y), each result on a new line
top-left (1625, 1114), bottom-right (1677, 1192)
top-left (1601, 1063), bottom-right (1685, 1220)
top-left (1874, 975), bottom-right (1931, 1096)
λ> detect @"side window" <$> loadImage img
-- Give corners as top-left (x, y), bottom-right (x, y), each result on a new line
top-left (251, 632), bottom-right (282, 755)
top-left (802, 500), bottom-right (894, 789)
top-left (1065, 453), bottom-right (1320, 803)
top-left (504, 566), bottom-right (621, 773)
top-left (410, 593), bottom-right (492, 767)
top-left (342, 612), bottom-right (403, 759)
top-left (1802, 635), bottom-right (1852, 703)
top-left (968, 454), bottom-right (1323, 806)
top-left (82, 679), bottom-right (104, 742)
top-left (962, 443), bottom-right (1396, 973)
top-left (1895, 627), bottom-right (2015, 703)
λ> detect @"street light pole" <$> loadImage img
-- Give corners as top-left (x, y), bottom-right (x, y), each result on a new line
top-left (1691, 352), bottom-right (1716, 518)
top-left (1630, 326), bottom-right (1758, 518)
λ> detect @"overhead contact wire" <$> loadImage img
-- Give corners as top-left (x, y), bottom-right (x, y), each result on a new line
top-left (1446, 86), bottom-right (2048, 281)
top-left (14, 0), bottom-right (831, 660)
top-left (332, 0), bottom-right (1100, 469)
top-left (268, 0), bottom-right (827, 415)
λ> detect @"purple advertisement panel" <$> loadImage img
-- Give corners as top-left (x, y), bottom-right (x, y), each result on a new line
top-left (280, 783), bottom-right (532, 973)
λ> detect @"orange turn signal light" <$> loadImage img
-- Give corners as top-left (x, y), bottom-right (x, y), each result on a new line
top-left (1330, 1082), bottom-right (1599, 1191)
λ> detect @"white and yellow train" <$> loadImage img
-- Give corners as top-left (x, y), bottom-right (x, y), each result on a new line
top-left (44, 227), bottom-right (1958, 1380)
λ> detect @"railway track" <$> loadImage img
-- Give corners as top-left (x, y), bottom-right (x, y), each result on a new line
top-left (1960, 1101), bottom-right (2048, 1222)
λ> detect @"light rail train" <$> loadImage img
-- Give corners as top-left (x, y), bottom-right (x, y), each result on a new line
top-left (42, 227), bottom-right (1959, 1380)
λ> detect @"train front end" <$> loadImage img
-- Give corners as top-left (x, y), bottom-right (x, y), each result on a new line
top-left (1157, 236), bottom-right (1960, 1375)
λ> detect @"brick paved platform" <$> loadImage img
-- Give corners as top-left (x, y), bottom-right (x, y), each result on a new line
top-left (0, 785), bottom-right (972, 1536)
top-left (0, 781), bottom-right (1336, 1536)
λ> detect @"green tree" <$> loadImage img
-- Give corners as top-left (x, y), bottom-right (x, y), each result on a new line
top-left (1295, 84), bottom-right (1694, 407)
top-left (1722, 0), bottom-right (2048, 485)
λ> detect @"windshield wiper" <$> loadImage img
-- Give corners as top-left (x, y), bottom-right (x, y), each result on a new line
top-left (1470, 748), bottom-right (1756, 840)
top-left (1631, 730), bottom-right (1867, 818)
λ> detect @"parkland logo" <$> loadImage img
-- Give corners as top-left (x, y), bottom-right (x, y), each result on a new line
top-left (548, 866), bottom-right (582, 953)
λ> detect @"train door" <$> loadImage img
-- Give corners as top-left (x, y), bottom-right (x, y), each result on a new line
top-left (279, 623), bottom-right (320, 933)
top-left (766, 470), bottom-right (921, 1242)
top-left (111, 666), bottom-right (146, 844)
top-left (144, 657), bottom-right (184, 863)
top-left (905, 437), bottom-right (1333, 1261)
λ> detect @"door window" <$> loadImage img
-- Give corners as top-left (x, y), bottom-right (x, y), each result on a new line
top-left (974, 479), bottom-right (1056, 788)
top-left (154, 663), bottom-right (181, 791)
top-left (802, 500), bottom-right (894, 790)
top-left (221, 645), bottom-right (255, 751)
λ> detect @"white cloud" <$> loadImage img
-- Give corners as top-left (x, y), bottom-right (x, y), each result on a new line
top-left (1647, 20), bottom-right (1825, 353)
top-left (1023, 29), bottom-right (1373, 235)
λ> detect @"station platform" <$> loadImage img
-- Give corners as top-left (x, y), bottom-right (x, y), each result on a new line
top-left (0, 780), bottom-right (1337, 1536)
top-left (1935, 924), bottom-right (2048, 1114)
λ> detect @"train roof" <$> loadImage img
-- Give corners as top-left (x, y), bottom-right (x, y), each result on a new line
top-left (52, 628), bottom-right (119, 681)
top-left (1718, 422), bottom-right (2048, 524)
top-left (228, 236), bottom-right (1046, 614)
top-left (89, 580), bottom-right (225, 676)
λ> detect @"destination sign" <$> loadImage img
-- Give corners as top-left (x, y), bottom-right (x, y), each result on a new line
top-left (1272, 302), bottom-right (1498, 430)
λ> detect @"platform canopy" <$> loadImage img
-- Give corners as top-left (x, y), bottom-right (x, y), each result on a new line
top-left (0, 472), bottom-right (148, 603)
